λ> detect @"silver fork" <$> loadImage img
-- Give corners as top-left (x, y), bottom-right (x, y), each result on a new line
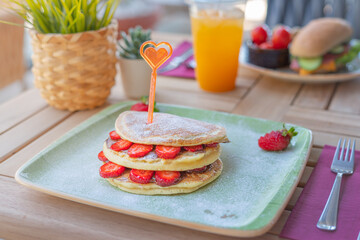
top-left (317, 138), bottom-right (355, 231)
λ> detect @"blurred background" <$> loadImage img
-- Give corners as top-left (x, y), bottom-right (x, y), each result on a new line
top-left (2, 0), bottom-right (359, 103)
top-left (0, 0), bottom-right (267, 104)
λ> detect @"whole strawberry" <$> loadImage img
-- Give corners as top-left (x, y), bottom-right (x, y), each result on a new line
top-left (130, 102), bottom-right (148, 111)
top-left (130, 96), bottom-right (159, 112)
top-left (258, 126), bottom-right (297, 151)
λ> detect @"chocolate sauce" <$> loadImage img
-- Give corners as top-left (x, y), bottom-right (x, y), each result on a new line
top-left (105, 137), bottom-right (207, 160)
top-left (103, 137), bottom-right (220, 187)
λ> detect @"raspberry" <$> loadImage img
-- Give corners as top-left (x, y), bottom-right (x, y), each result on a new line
top-left (128, 144), bottom-right (153, 158)
top-left (129, 169), bottom-right (154, 184)
top-left (184, 145), bottom-right (203, 152)
top-left (155, 145), bottom-right (181, 159)
top-left (99, 162), bottom-right (126, 178)
top-left (258, 126), bottom-right (297, 151)
top-left (155, 171), bottom-right (181, 187)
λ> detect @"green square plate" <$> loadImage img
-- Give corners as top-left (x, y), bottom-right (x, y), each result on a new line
top-left (15, 102), bottom-right (312, 237)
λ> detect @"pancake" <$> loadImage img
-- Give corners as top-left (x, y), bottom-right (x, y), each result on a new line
top-left (103, 140), bottom-right (221, 171)
top-left (115, 111), bottom-right (229, 146)
top-left (106, 159), bottom-right (223, 195)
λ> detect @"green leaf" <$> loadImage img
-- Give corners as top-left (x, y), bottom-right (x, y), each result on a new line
top-left (25, 0), bottom-right (52, 33)
top-left (104, 0), bottom-right (119, 27)
top-left (74, 2), bottom-right (83, 32)
top-left (65, 5), bottom-right (77, 32)
top-left (122, 34), bottom-right (134, 49)
top-left (88, 0), bottom-right (98, 28)
top-left (118, 25), bottom-right (152, 59)
top-left (140, 96), bottom-right (159, 112)
top-left (336, 50), bottom-right (358, 65)
top-left (99, 0), bottom-right (111, 28)
top-left (0, 19), bottom-right (25, 28)
top-left (53, 5), bottom-right (68, 33)
top-left (4, 0), bottom-right (119, 33)
top-left (133, 39), bottom-right (141, 48)
top-left (78, 12), bottom-right (85, 32)
top-left (141, 96), bottom-right (149, 104)
top-left (119, 44), bottom-right (134, 55)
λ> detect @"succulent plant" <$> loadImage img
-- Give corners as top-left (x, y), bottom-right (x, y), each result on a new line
top-left (118, 26), bottom-right (152, 59)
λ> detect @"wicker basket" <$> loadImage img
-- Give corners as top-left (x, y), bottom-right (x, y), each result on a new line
top-left (30, 21), bottom-right (118, 111)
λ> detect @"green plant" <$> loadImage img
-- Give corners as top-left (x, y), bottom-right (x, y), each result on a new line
top-left (1, 0), bottom-right (120, 34)
top-left (118, 25), bottom-right (151, 59)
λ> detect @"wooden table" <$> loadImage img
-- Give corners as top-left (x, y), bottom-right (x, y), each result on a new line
top-left (1, 32), bottom-right (360, 240)
top-left (0, 8), bottom-right (25, 89)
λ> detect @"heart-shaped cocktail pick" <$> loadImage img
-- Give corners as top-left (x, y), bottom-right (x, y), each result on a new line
top-left (140, 41), bottom-right (173, 124)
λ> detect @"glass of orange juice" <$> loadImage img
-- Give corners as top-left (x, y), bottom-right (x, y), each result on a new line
top-left (187, 0), bottom-right (246, 92)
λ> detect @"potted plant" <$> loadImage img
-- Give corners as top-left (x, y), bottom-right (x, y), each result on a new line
top-left (118, 25), bottom-right (152, 99)
top-left (3, 0), bottom-right (120, 111)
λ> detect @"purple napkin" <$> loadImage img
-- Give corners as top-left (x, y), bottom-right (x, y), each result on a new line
top-left (280, 145), bottom-right (360, 240)
top-left (158, 41), bottom-right (195, 79)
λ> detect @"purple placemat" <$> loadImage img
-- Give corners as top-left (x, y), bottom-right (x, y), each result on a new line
top-left (280, 145), bottom-right (360, 240)
top-left (158, 41), bottom-right (195, 79)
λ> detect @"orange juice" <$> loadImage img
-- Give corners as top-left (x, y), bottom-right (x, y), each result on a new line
top-left (191, 10), bottom-right (244, 92)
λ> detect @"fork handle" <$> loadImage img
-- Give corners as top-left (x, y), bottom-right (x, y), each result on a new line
top-left (317, 173), bottom-right (343, 231)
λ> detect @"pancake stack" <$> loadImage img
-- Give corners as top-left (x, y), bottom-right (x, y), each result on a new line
top-left (98, 111), bottom-right (228, 195)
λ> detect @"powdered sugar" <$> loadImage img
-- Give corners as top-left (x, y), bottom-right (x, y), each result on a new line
top-left (116, 111), bottom-right (227, 146)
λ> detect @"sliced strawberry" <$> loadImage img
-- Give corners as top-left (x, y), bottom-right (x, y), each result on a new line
top-left (128, 144), bottom-right (153, 158)
top-left (129, 169), bottom-right (154, 184)
top-left (111, 139), bottom-right (133, 151)
top-left (187, 165), bottom-right (208, 173)
top-left (97, 151), bottom-right (108, 162)
top-left (99, 162), bottom-right (126, 178)
top-left (184, 145), bottom-right (203, 152)
top-left (155, 171), bottom-right (181, 187)
top-left (155, 145), bottom-right (181, 159)
top-left (205, 143), bottom-right (219, 148)
top-left (109, 130), bottom-right (121, 140)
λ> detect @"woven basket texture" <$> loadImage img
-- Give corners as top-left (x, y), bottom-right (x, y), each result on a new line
top-left (30, 21), bottom-right (118, 111)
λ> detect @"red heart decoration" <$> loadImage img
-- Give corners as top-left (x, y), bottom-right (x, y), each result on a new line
top-left (140, 41), bottom-right (173, 70)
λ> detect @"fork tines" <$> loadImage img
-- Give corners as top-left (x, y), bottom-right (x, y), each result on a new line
top-left (332, 138), bottom-right (355, 174)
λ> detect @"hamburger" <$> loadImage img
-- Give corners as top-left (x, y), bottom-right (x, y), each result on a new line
top-left (98, 111), bottom-right (229, 195)
top-left (290, 18), bottom-right (360, 75)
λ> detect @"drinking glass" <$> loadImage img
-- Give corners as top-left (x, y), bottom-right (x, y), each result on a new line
top-left (187, 0), bottom-right (246, 92)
